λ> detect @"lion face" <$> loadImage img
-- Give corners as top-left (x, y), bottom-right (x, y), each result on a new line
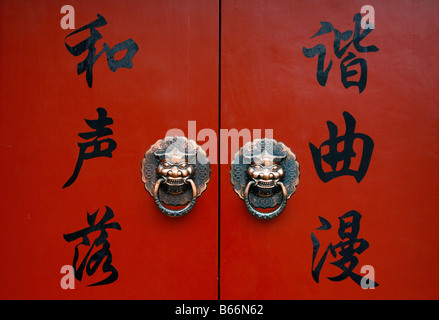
top-left (156, 147), bottom-right (194, 194)
top-left (247, 158), bottom-right (284, 197)
top-left (157, 159), bottom-right (194, 185)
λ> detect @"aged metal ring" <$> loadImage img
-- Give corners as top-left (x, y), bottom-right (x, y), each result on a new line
top-left (153, 177), bottom-right (197, 217)
top-left (244, 180), bottom-right (288, 220)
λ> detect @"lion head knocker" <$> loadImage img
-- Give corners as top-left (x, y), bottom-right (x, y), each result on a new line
top-left (141, 136), bottom-right (211, 217)
top-left (230, 138), bottom-right (299, 219)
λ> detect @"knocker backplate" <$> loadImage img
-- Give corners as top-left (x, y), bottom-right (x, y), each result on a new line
top-left (230, 138), bottom-right (300, 209)
top-left (141, 136), bottom-right (211, 207)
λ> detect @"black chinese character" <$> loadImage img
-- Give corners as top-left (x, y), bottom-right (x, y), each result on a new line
top-left (303, 13), bottom-right (379, 93)
top-left (63, 206), bottom-right (121, 286)
top-left (65, 14), bottom-right (139, 88)
top-left (309, 111), bottom-right (374, 183)
top-left (63, 107), bottom-right (117, 188)
top-left (311, 211), bottom-right (378, 287)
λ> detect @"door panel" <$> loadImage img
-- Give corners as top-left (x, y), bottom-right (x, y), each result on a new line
top-left (220, 0), bottom-right (439, 299)
top-left (0, 0), bottom-right (218, 299)
top-left (0, 0), bottom-right (438, 301)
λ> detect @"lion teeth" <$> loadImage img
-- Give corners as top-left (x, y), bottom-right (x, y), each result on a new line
top-left (257, 180), bottom-right (275, 187)
top-left (166, 178), bottom-right (184, 185)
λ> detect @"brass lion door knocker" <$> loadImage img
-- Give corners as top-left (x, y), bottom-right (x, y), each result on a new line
top-left (141, 136), bottom-right (211, 217)
top-left (230, 138), bottom-right (299, 219)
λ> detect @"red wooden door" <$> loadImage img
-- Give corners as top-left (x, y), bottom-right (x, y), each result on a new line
top-left (1, 0), bottom-right (438, 301)
top-left (220, 0), bottom-right (439, 299)
top-left (0, 0), bottom-right (218, 299)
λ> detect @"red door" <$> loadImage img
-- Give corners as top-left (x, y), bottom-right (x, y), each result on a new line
top-left (0, 0), bottom-right (218, 299)
top-left (1, 0), bottom-right (438, 301)
top-left (220, 0), bottom-right (439, 299)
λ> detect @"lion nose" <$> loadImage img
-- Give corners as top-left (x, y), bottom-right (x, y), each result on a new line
top-left (261, 170), bottom-right (273, 180)
top-left (169, 167), bottom-right (181, 178)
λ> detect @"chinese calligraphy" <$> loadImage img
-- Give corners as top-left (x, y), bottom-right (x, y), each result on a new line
top-left (61, 12), bottom-right (134, 289)
top-left (65, 14), bottom-right (139, 88)
top-left (63, 107), bottom-right (117, 188)
top-left (63, 206), bottom-right (121, 286)
top-left (309, 111), bottom-right (374, 183)
top-left (305, 12), bottom-right (379, 288)
top-left (311, 211), bottom-right (378, 288)
top-left (303, 13), bottom-right (379, 93)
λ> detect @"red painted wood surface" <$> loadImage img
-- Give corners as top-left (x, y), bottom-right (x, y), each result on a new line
top-left (220, 0), bottom-right (439, 299)
top-left (0, 0), bottom-right (438, 300)
top-left (0, 0), bottom-right (219, 299)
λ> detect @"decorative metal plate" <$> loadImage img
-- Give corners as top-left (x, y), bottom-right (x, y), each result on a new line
top-left (230, 138), bottom-right (299, 219)
top-left (141, 136), bottom-right (211, 217)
